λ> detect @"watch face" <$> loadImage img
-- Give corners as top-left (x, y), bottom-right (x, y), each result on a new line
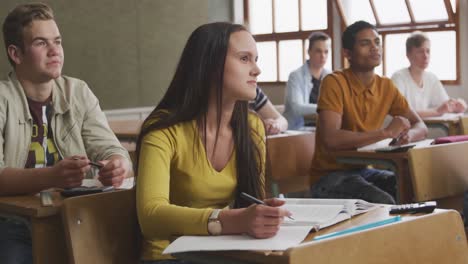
top-left (208, 220), bottom-right (222, 235)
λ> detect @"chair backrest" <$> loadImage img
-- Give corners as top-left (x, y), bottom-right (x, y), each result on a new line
top-left (61, 189), bottom-right (140, 264)
top-left (267, 132), bottom-right (315, 196)
top-left (408, 142), bottom-right (468, 203)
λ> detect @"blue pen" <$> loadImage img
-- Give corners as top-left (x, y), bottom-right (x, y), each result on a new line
top-left (313, 215), bottom-right (401, 241)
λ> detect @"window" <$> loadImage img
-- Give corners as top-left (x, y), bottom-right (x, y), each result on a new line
top-left (335, 0), bottom-right (459, 84)
top-left (245, 0), bottom-right (333, 82)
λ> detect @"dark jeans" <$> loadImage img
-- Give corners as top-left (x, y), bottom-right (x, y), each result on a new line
top-left (0, 217), bottom-right (32, 264)
top-left (310, 168), bottom-right (396, 204)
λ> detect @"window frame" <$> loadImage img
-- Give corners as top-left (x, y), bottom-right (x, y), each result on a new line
top-left (243, 0), bottom-right (335, 84)
top-left (334, 0), bottom-right (460, 85)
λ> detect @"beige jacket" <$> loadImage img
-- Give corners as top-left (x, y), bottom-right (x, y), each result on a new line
top-left (0, 72), bottom-right (131, 175)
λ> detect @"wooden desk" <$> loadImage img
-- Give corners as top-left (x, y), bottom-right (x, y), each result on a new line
top-left (267, 131), bottom-right (315, 196)
top-left (423, 114), bottom-right (467, 136)
top-left (333, 150), bottom-right (412, 203)
top-left (0, 193), bottom-right (67, 264)
top-left (108, 119), bottom-right (143, 141)
top-left (175, 208), bottom-right (468, 264)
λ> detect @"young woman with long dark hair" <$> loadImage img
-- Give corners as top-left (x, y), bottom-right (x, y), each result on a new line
top-left (135, 22), bottom-right (291, 263)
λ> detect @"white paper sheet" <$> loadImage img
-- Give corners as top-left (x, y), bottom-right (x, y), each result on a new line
top-left (357, 138), bottom-right (434, 152)
top-left (163, 225), bottom-right (313, 254)
top-left (81, 177), bottom-right (134, 189)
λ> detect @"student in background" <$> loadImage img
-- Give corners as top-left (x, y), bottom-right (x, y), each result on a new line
top-left (309, 21), bottom-right (427, 204)
top-left (391, 32), bottom-right (466, 118)
top-left (0, 3), bottom-right (132, 263)
top-left (136, 22), bottom-right (291, 263)
top-left (283, 32), bottom-right (332, 130)
top-left (251, 86), bottom-right (288, 135)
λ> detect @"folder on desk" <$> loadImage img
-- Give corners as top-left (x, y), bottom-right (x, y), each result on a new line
top-left (433, 135), bottom-right (468, 144)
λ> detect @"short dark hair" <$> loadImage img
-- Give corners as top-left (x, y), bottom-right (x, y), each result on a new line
top-left (307, 32), bottom-right (329, 51)
top-left (342, 20), bottom-right (377, 50)
top-left (406, 31), bottom-right (429, 54)
top-left (2, 3), bottom-right (54, 66)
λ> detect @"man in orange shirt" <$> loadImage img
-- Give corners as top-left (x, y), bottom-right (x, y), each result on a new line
top-left (309, 21), bottom-right (427, 204)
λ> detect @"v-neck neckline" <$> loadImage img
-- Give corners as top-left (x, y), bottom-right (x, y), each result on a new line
top-left (192, 120), bottom-right (235, 173)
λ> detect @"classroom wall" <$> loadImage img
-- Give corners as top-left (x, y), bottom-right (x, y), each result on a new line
top-left (0, 0), bottom-right (232, 110)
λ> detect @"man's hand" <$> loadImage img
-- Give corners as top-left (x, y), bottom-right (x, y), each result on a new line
top-left (452, 98), bottom-right (467, 113)
top-left (384, 116), bottom-right (411, 139)
top-left (50, 156), bottom-right (90, 188)
top-left (97, 156), bottom-right (131, 187)
top-left (437, 101), bottom-right (453, 115)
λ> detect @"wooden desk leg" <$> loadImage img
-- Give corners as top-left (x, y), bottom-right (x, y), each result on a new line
top-left (31, 215), bottom-right (67, 264)
top-left (394, 159), bottom-right (413, 204)
top-left (449, 123), bottom-right (459, 136)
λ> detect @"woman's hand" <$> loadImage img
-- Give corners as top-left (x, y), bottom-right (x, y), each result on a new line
top-left (240, 198), bottom-right (291, 238)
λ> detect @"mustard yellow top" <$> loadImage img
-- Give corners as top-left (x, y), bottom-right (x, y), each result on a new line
top-left (310, 69), bottom-right (410, 184)
top-left (136, 112), bottom-right (265, 260)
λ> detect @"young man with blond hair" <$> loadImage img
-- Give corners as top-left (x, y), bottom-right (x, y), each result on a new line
top-left (0, 3), bottom-right (132, 263)
top-left (391, 31), bottom-right (466, 118)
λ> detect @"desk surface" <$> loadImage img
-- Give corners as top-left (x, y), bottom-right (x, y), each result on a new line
top-left (0, 192), bottom-right (63, 218)
top-left (108, 119), bottom-right (143, 139)
top-left (176, 208), bottom-right (467, 264)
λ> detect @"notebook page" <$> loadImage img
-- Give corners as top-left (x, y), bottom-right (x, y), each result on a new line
top-left (163, 225), bottom-right (313, 254)
top-left (281, 204), bottom-right (344, 226)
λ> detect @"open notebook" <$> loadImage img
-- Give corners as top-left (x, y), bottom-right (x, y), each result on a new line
top-left (163, 199), bottom-right (376, 254)
top-left (281, 198), bottom-right (375, 229)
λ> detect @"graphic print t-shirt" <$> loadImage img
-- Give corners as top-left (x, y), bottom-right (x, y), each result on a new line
top-left (25, 97), bottom-right (61, 168)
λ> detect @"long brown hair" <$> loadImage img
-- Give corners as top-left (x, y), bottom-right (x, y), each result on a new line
top-left (135, 22), bottom-right (264, 207)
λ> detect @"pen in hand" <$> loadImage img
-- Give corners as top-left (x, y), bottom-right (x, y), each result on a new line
top-left (389, 134), bottom-right (402, 146)
top-left (240, 192), bottom-right (295, 220)
top-left (72, 157), bottom-right (103, 169)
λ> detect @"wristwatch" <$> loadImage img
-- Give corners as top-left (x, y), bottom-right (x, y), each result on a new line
top-left (207, 209), bottom-right (222, 235)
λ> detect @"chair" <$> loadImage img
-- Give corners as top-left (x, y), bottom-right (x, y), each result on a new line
top-left (408, 141), bottom-right (468, 210)
top-left (267, 132), bottom-right (315, 197)
top-left (61, 189), bottom-right (140, 264)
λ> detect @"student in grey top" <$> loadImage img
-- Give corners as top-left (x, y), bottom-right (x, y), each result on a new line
top-left (284, 32), bottom-right (332, 130)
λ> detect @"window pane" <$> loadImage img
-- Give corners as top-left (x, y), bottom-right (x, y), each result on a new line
top-left (385, 33), bottom-right (411, 78)
top-left (409, 0), bottom-right (448, 22)
top-left (257, 41), bottom-right (277, 82)
top-left (301, 0), bottom-right (327, 30)
top-left (339, 0), bottom-right (376, 25)
top-left (279, 40), bottom-right (302, 81)
top-left (426, 31), bottom-right (456, 80)
top-left (248, 0), bottom-right (273, 34)
top-left (373, 0), bottom-right (411, 24)
top-left (304, 39), bottom-right (333, 70)
top-left (385, 31), bottom-right (456, 81)
top-left (274, 0), bottom-right (299, 33)
top-left (450, 0), bottom-right (456, 13)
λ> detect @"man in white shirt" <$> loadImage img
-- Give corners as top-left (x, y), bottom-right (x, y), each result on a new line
top-left (391, 31), bottom-right (466, 118)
